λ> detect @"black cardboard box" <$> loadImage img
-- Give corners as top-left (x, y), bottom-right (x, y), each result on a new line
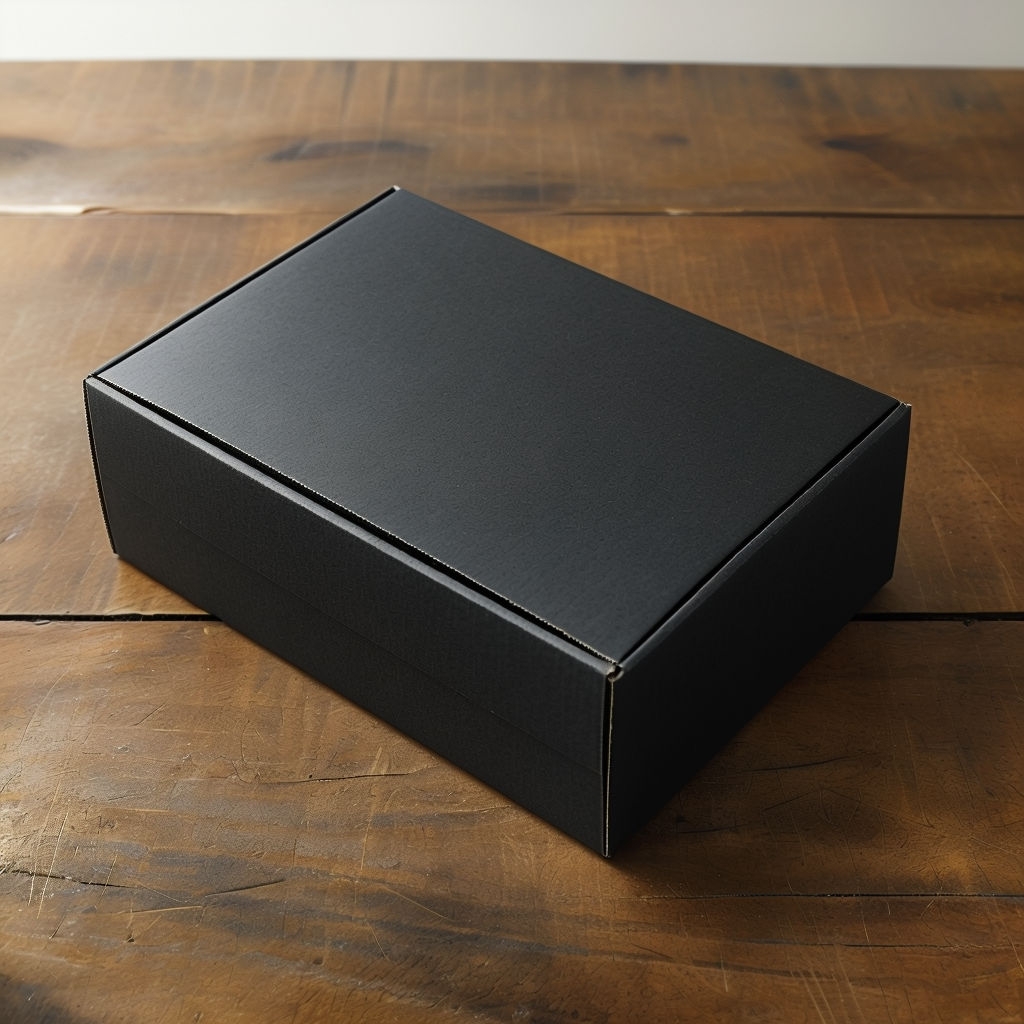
top-left (85, 187), bottom-right (909, 855)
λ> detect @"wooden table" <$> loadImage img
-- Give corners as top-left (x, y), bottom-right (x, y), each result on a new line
top-left (2, 61), bottom-right (1023, 1023)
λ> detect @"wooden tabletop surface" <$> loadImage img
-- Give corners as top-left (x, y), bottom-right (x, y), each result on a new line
top-left (2, 60), bottom-right (1023, 1023)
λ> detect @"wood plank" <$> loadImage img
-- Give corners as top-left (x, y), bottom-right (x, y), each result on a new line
top-left (2, 61), bottom-right (1022, 216)
top-left (4, 887), bottom-right (1024, 1024)
top-left (2, 212), bottom-right (1020, 615)
top-left (0, 213), bottom-right (323, 616)
top-left (3, 620), bottom-right (1024, 1022)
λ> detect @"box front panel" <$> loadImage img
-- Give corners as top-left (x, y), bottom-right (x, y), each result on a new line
top-left (85, 379), bottom-right (610, 852)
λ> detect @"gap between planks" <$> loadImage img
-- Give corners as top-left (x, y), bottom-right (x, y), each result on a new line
top-left (2, 204), bottom-right (1024, 220)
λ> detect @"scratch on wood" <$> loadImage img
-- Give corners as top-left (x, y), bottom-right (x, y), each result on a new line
top-left (29, 778), bottom-right (63, 906)
top-left (835, 949), bottom-right (869, 1021)
top-left (101, 854), bottom-right (119, 900)
top-left (750, 755), bottom-right (861, 773)
top-left (354, 745), bottom-right (387, 913)
top-left (0, 766), bottom-right (22, 797)
top-left (132, 880), bottom-right (186, 903)
top-left (4, 866), bottom-right (131, 890)
top-left (377, 882), bottom-right (451, 921)
top-left (261, 769), bottom-right (423, 785)
top-left (37, 811), bottom-right (69, 916)
top-left (996, 908), bottom-right (1024, 977)
top-left (367, 921), bottom-right (392, 961)
top-left (902, 718), bottom-right (932, 829)
top-left (133, 703), bottom-right (166, 726)
top-left (956, 451), bottom-right (1023, 527)
top-left (202, 878), bottom-right (285, 899)
top-left (101, 878), bottom-right (284, 920)
top-left (121, 904), bottom-right (205, 917)
top-left (799, 967), bottom-right (834, 1024)
top-left (627, 941), bottom-right (674, 962)
top-left (691, 959), bottom-right (800, 980)
top-left (20, 666), bottom-right (70, 748)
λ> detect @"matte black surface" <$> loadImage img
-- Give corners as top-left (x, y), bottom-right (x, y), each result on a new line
top-left (608, 403), bottom-right (910, 853)
top-left (86, 376), bottom-right (609, 851)
top-left (99, 189), bottom-right (896, 660)
top-left (86, 378), bottom-right (611, 776)
top-left (87, 190), bottom-right (911, 854)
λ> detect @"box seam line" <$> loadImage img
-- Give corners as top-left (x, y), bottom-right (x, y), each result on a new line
top-left (82, 380), bottom-right (117, 553)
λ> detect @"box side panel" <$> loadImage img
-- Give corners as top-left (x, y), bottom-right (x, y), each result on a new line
top-left (85, 378), bottom-right (608, 852)
top-left (606, 404), bottom-right (911, 854)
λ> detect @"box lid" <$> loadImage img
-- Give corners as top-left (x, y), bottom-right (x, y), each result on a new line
top-left (97, 188), bottom-right (896, 663)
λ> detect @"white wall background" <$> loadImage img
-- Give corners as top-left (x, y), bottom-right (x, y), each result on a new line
top-left (0, 0), bottom-right (1021, 66)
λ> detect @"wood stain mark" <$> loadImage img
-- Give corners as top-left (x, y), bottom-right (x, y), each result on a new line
top-left (772, 68), bottom-right (803, 92)
top-left (620, 63), bottom-right (671, 78)
top-left (0, 136), bottom-right (64, 162)
top-left (266, 138), bottom-right (429, 162)
top-left (819, 132), bottom-right (921, 188)
top-left (822, 133), bottom-right (892, 154)
top-left (454, 181), bottom-right (578, 207)
top-left (929, 284), bottom-right (1024, 317)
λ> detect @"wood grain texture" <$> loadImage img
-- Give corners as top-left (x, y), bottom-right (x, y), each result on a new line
top-left (499, 214), bottom-right (1024, 615)
top-left (0, 213), bottom-right (324, 615)
top-left (3, 619), bottom-right (1024, 1023)
top-left (1, 61), bottom-right (1022, 216)
top-left (2, 212), bottom-right (1020, 615)
top-left (3, 60), bottom-right (1022, 1023)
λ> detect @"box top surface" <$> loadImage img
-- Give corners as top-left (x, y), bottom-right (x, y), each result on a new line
top-left (98, 188), bottom-right (896, 662)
